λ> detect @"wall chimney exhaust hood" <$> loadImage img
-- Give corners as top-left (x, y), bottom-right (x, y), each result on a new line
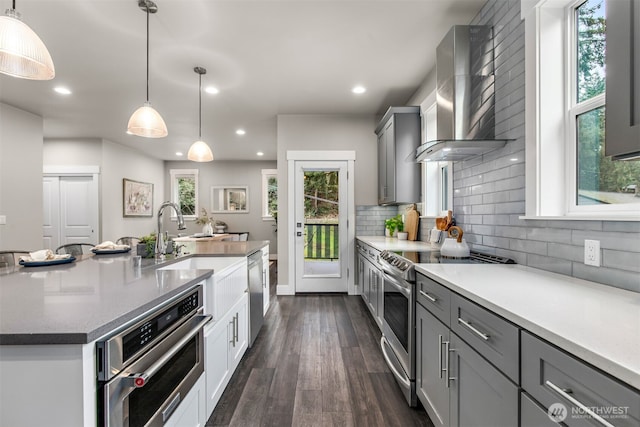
top-left (416, 25), bottom-right (511, 162)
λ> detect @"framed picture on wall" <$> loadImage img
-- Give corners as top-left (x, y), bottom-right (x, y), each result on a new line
top-left (123, 178), bottom-right (153, 217)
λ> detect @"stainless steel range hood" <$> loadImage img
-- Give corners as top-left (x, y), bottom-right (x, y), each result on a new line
top-left (416, 25), bottom-right (511, 162)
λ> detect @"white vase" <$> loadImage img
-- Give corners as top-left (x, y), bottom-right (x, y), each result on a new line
top-left (202, 222), bottom-right (213, 235)
top-left (397, 232), bottom-right (408, 240)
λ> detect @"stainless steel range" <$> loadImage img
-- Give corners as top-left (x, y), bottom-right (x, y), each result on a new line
top-left (378, 249), bottom-right (515, 407)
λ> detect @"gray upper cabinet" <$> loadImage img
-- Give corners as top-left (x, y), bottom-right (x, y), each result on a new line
top-left (605, 0), bottom-right (640, 160)
top-left (375, 106), bottom-right (421, 205)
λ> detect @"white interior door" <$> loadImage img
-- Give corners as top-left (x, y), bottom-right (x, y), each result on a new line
top-left (42, 177), bottom-right (60, 249)
top-left (43, 174), bottom-right (98, 249)
top-left (294, 161), bottom-right (348, 293)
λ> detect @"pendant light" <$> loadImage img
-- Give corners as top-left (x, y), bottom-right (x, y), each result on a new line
top-left (0, 0), bottom-right (55, 80)
top-left (127, 0), bottom-right (167, 138)
top-left (188, 66), bottom-right (214, 162)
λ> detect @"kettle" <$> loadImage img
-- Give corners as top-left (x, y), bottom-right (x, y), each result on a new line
top-left (440, 226), bottom-right (470, 258)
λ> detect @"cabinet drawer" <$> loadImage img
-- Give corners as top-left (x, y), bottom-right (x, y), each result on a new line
top-left (522, 331), bottom-right (640, 427)
top-left (521, 391), bottom-right (562, 427)
top-left (416, 272), bottom-right (451, 327)
top-left (450, 293), bottom-right (519, 382)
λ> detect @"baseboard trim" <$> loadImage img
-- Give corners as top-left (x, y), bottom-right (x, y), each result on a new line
top-left (276, 284), bottom-right (294, 295)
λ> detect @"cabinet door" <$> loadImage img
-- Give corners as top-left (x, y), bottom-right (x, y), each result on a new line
top-left (262, 249), bottom-right (270, 315)
top-left (378, 131), bottom-right (387, 204)
top-left (229, 294), bottom-right (249, 372)
top-left (605, 0), bottom-right (640, 159)
top-left (384, 118), bottom-right (396, 202)
top-left (164, 374), bottom-right (206, 427)
top-left (449, 333), bottom-right (518, 427)
top-left (521, 392), bottom-right (561, 427)
top-left (416, 303), bottom-right (451, 427)
top-left (361, 254), bottom-right (370, 305)
top-left (368, 263), bottom-right (380, 323)
top-left (205, 320), bottom-right (231, 416)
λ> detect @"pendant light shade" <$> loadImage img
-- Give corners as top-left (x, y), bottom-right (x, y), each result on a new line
top-left (188, 66), bottom-right (214, 162)
top-left (127, 0), bottom-right (167, 138)
top-left (127, 101), bottom-right (168, 138)
top-left (188, 140), bottom-right (214, 162)
top-left (0, 6), bottom-right (55, 80)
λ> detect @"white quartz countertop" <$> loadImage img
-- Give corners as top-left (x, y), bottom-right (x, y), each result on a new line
top-left (357, 236), bottom-right (435, 252)
top-left (415, 263), bottom-right (640, 391)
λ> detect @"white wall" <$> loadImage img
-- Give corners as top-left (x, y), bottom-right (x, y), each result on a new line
top-left (0, 103), bottom-right (43, 250)
top-left (276, 114), bottom-right (378, 290)
top-left (163, 160), bottom-right (278, 255)
top-left (43, 138), bottom-right (165, 243)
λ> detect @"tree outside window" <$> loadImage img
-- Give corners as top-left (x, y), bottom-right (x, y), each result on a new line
top-left (574, 0), bottom-right (640, 205)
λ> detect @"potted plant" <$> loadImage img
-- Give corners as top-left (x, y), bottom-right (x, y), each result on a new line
top-left (195, 208), bottom-right (215, 235)
top-left (385, 215), bottom-right (403, 237)
top-left (137, 232), bottom-right (156, 258)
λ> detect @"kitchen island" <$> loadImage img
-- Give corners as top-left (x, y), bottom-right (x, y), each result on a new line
top-left (0, 246), bottom-right (264, 427)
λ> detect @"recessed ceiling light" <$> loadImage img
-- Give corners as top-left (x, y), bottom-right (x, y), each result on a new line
top-left (236, 129), bottom-right (246, 135)
top-left (352, 85), bottom-right (366, 94)
top-left (176, 152), bottom-right (183, 156)
top-left (54, 86), bottom-right (71, 95)
top-left (205, 86), bottom-right (219, 95)
top-left (510, 158), bottom-right (518, 161)
top-left (442, 147), bottom-right (452, 152)
top-left (256, 151), bottom-right (264, 156)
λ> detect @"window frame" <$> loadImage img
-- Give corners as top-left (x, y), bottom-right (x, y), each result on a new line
top-left (169, 169), bottom-right (199, 220)
top-left (261, 168), bottom-right (277, 220)
top-left (522, 0), bottom-right (640, 220)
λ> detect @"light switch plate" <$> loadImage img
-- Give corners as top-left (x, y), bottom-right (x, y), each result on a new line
top-left (584, 239), bottom-right (600, 267)
top-left (0, 215), bottom-right (6, 225)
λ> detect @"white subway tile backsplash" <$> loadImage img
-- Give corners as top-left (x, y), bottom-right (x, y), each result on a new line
top-left (527, 227), bottom-right (572, 244)
top-left (602, 250), bottom-right (640, 273)
top-left (527, 254), bottom-right (573, 276)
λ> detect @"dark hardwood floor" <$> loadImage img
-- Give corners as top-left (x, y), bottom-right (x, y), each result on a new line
top-left (207, 262), bottom-right (433, 427)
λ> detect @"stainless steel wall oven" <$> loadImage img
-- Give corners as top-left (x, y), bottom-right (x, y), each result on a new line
top-left (96, 287), bottom-right (211, 427)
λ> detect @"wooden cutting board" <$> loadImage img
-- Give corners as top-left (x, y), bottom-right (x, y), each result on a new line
top-left (405, 204), bottom-right (420, 241)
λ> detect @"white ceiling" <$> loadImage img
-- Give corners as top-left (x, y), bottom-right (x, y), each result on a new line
top-left (0, 0), bottom-right (485, 161)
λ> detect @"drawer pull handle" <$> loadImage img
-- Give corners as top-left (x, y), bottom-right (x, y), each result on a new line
top-left (545, 380), bottom-right (615, 427)
top-left (458, 318), bottom-right (490, 341)
top-left (438, 334), bottom-right (444, 379)
top-left (419, 290), bottom-right (437, 303)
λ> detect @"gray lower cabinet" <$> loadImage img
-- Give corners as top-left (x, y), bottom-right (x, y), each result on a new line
top-left (358, 242), bottom-right (383, 329)
top-left (416, 303), bottom-right (451, 427)
top-left (521, 391), bottom-right (562, 427)
top-left (416, 279), bottom-right (519, 427)
top-left (448, 332), bottom-right (519, 427)
top-left (521, 331), bottom-right (640, 427)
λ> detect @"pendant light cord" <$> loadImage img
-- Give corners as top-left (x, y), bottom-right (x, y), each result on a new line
top-left (198, 73), bottom-right (202, 139)
top-left (12, 1), bottom-right (16, 10)
top-left (146, 4), bottom-right (150, 102)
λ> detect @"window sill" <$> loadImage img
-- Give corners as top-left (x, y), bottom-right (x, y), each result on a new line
top-left (262, 216), bottom-right (275, 222)
top-left (519, 215), bottom-right (640, 222)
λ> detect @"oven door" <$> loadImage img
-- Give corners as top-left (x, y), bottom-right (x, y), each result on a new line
top-left (380, 270), bottom-right (414, 379)
top-left (102, 313), bottom-right (211, 427)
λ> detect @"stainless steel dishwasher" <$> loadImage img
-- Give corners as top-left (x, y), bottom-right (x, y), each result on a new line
top-left (247, 250), bottom-right (264, 347)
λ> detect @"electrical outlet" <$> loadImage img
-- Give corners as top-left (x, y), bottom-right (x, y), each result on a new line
top-left (584, 239), bottom-right (600, 267)
top-left (0, 215), bottom-right (6, 225)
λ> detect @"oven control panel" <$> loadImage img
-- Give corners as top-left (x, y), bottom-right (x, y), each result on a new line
top-left (97, 286), bottom-right (203, 381)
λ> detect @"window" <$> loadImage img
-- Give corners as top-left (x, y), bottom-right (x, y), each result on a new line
top-left (523, 0), bottom-right (640, 219)
top-left (169, 169), bottom-right (199, 219)
top-left (421, 100), bottom-right (453, 216)
top-left (261, 169), bottom-right (277, 220)
top-left (570, 0), bottom-right (640, 210)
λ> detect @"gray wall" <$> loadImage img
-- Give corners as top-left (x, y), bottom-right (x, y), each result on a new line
top-left (0, 103), bottom-right (43, 250)
top-left (357, 0), bottom-right (640, 292)
top-left (276, 114), bottom-right (378, 289)
top-left (453, 0), bottom-right (639, 292)
top-left (43, 138), bottom-right (166, 243)
top-left (164, 160), bottom-right (278, 255)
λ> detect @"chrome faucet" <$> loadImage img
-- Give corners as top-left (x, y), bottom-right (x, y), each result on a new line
top-left (156, 201), bottom-right (186, 257)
